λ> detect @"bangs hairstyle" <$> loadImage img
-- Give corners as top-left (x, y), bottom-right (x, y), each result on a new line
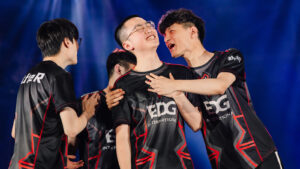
top-left (106, 51), bottom-right (137, 78)
top-left (114, 15), bottom-right (140, 48)
top-left (36, 18), bottom-right (79, 57)
top-left (158, 8), bottom-right (205, 43)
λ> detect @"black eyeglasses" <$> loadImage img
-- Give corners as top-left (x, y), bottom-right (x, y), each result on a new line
top-left (126, 21), bottom-right (155, 40)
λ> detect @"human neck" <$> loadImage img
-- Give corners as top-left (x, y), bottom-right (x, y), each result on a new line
top-left (133, 50), bottom-right (163, 72)
top-left (183, 43), bottom-right (214, 67)
top-left (43, 53), bottom-right (69, 69)
top-left (103, 75), bottom-right (122, 94)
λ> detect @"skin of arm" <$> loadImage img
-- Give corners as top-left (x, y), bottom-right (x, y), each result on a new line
top-left (146, 72), bottom-right (236, 96)
top-left (11, 118), bottom-right (16, 139)
top-left (172, 92), bottom-right (202, 132)
top-left (60, 92), bottom-right (99, 138)
top-left (115, 124), bottom-right (131, 169)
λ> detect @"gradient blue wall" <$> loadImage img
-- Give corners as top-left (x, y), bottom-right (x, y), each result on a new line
top-left (1, 0), bottom-right (299, 168)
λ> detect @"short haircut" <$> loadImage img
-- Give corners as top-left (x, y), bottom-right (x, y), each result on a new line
top-left (106, 50), bottom-right (137, 78)
top-left (158, 8), bottom-right (205, 43)
top-left (36, 18), bottom-right (79, 57)
top-left (114, 15), bottom-right (140, 48)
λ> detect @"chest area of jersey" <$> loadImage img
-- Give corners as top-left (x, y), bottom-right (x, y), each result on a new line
top-left (129, 91), bottom-right (179, 126)
top-left (201, 94), bottom-right (233, 124)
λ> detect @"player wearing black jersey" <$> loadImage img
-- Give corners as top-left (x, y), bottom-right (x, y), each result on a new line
top-left (70, 50), bottom-right (136, 169)
top-left (9, 18), bottom-right (99, 169)
top-left (112, 15), bottom-right (202, 169)
top-left (144, 8), bottom-right (283, 169)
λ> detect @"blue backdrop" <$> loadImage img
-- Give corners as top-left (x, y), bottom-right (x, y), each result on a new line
top-left (1, 0), bottom-right (299, 168)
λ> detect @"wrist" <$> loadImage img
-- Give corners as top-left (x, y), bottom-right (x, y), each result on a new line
top-left (171, 91), bottom-right (185, 99)
top-left (81, 111), bottom-right (90, 121)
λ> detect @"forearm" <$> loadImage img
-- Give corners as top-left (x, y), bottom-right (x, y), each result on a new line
top-left (116, 125), bottom-right (131, 169)
top-left (70, 113), bottom-right (88, 136)
top-left (68, 136), bottom-right (77, 155)
top-left (174, 79), bottom-right (229, 95)
top-left (173, 93), bottom-right (202, 131)
top-left (60, 107), bottom-right (88, 138)
top-left (11, 119), bottom-right (16, 139)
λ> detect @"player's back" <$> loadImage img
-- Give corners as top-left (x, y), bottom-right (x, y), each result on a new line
top-left (10, 61), bottom-right (76, 169)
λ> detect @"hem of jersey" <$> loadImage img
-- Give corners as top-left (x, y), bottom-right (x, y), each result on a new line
top-left (247, 147), bottom-right (277, 169)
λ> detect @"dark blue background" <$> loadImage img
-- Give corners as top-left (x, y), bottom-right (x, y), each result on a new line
top-left (1, 0), bottom-right (299, 168)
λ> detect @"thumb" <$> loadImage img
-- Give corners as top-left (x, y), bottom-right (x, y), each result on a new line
top-left (169, 73), bottom-right (175, 80)
top-left (108, 86), bottom-right (113, 91)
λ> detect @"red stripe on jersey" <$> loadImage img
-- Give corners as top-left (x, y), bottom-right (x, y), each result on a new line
top-left (231, 86), bottom-right (263, 162)
top-left (202, 120), bottom-right (220, 169)
top-left (233, 114), bottom-right (258, 167)
top-left (176, 114), bottom-right (192, 169)
top-left (33, 95), bottom-right (52, 166)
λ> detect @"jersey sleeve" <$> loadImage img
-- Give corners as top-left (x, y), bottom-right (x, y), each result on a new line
top-left (52, 73), bottom-right (78, 113)
top-left (218, 48), bottom-right (245, 80)
top-left (111, 83), bottom-right (132, 129)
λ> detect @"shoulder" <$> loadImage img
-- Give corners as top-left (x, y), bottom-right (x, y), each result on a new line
top-left (164, 62), bottom-right (192, 72)
top-left (215, 48), bottom-right (244, 64)
top-left (113, 71), bottom-right (133, 89)
top-left (220, 48), bottom-right (243, 59)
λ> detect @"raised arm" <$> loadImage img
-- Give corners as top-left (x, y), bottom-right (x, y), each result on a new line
top-left (60, 93), bottom-right (99, 137)
top-left (146, 72), bottom-right (235, 96)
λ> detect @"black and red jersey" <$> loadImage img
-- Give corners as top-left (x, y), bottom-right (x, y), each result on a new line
top-left (77, 90), bottom-right (119, 169)
top-left (112, 63), bottom-right (199, 169)
top-left (9, 61), bottom-right (78, 169)
top-left (192, 49), bottom-right (276, 169)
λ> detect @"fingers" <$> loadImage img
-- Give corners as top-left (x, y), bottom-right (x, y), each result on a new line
top-left (149, 73), bottom-right (159, 79)
top-left (106, 89), bottom-right (125, 109)
top-left (67, 155), bottom-right (76, 159)
top-left (106, 89), bottom-right (125, 102)
top-left (82, 94), bottom-right (89, 101)
top-left (145, 75), bottom-right (155, 82)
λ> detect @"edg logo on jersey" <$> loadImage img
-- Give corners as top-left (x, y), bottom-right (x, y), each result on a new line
top-left (21, 73), bottom-right (45, 84)
top-left (147, 101), bottom-right (177, 119)
top-left (105, 129), bottom-right (115, 144)
top-left (204, 95), bottom-right (230, 115)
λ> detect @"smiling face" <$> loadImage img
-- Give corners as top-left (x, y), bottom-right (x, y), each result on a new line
top-left (164, 23), bottom-right (195, 58)
top-left (122, 17), bottom-right (159, 53)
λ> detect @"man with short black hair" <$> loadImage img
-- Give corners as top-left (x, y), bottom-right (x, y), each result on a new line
top-left (9, 18), bottom-right (99, 169)
top-left (145, 8), bottom-right (283, 169)
top-left (73, 50), bottom-right (136, 169)
top-left (112, 15), bottom-right (202, 169)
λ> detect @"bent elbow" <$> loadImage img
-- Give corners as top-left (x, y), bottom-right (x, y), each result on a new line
top-left (190, 122), bottom-right (202, 132)
top-left (64, 128), bottom-right (78, 138)
top-left (11, 132), bottom-right (15, 139)
top-left (215, 85), bottom-right (227, 95)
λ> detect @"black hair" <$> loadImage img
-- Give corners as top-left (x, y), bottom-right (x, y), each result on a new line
top-left (114, 15), bottom-right (140, 48)
top-left (36, 18), bottom-right (79, 57)
top-left (158, 8), bottom-right (205, 43)
top-left (106, 51), bottom-right (137, 78)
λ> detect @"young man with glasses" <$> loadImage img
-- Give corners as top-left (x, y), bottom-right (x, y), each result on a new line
top-left (9, 18), bottom-right (99, 169)
top-left (145, 8), bottom-right (283, 169)
top-left (112, 15), bottom-right (202, 169)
